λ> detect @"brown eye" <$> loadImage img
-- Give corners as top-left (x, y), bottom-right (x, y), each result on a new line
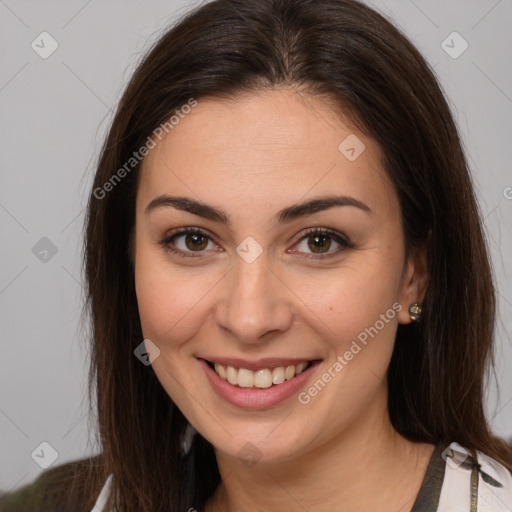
top-left (183, 233), bottom-right (209, 251)
top-left (307, 233), bottom-right (332, 254)
top-left (292, 228), bottom-right (353, 259)
top-left (160, 227), bottom-right (217, 258)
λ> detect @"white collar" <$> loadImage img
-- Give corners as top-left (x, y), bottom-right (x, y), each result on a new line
top-left (437, 442), bottom-right (512, 511)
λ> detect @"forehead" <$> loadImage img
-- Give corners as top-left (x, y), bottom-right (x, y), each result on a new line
top-left (138, 88), bottom-right (397, 220)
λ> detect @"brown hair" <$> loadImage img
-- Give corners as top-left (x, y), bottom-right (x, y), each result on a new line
top-left (82, 0), bottom-right (512, 510)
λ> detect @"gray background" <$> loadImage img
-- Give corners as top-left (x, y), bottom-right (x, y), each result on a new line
top-left (1, 0), bottom-right (511, 492)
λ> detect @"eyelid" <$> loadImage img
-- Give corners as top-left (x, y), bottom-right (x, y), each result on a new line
top-left (159, 226), bottom-right (219, 258)
top-left (290, 227), bottom-right (354, 259)
top-left (159, 226), bottom-right (353, 259)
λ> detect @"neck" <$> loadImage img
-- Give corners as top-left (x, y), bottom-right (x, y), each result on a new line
top-left (205, 390), bottom-right (435, 512)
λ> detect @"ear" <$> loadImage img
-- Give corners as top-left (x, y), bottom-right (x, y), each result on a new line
top-left (397, 240), bottom-right (429, 325)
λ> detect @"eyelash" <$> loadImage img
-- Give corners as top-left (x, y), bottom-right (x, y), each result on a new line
top-left (158, 226), bottom-right (354, 260)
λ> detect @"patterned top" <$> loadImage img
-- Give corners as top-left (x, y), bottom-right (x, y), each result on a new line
top-left (90, 442), bottom-right (512, 511)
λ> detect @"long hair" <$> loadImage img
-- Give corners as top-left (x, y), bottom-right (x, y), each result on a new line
top-left (83, 0), bottom-right (512, 509)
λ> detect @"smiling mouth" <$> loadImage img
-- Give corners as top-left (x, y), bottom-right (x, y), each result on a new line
top-left (204, 360), bottom-right (319, 389)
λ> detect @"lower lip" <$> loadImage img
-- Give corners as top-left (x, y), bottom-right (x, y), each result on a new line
top-left (200, 359), bottom-right (320, 409)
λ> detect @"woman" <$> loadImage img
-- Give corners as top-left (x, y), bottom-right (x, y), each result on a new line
top-left (2, 0), bottom-right (511, 510)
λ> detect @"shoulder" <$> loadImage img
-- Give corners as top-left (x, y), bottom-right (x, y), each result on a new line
top-left (0, 454), bottom-right (106, 512)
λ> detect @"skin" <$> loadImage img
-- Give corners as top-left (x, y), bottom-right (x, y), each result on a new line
top-left (134, 87), bottom-right (433, 511)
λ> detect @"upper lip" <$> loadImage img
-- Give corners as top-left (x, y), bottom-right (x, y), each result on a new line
top-left (199, 357), bottom-right (320, 371)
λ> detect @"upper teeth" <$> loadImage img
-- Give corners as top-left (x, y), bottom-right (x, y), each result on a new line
top-left (213, 362), bottom-right (309, 389)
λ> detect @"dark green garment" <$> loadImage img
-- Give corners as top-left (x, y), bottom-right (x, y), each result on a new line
top-left (0, 444), bottom-right (449, 512)
top-left (0, 455), bottom-right (104, 512)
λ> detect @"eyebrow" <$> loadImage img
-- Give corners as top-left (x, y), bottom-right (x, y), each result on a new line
top-left (144, 194), bottom-right (373, 225)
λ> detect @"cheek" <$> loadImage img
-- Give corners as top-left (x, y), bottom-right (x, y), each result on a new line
top-left (134, 249), bottom-right (213, 418)
top-left (292, 268), bottom-right (402, 438)
top-left (134, 246), bottom-right (212, 346)
top-left (290, 258), bottom-right (402, 344)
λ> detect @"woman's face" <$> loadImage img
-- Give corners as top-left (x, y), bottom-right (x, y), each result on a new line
top-left (134, 88), bottom-right (426, 464)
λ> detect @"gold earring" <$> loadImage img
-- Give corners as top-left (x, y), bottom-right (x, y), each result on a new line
top-left (409, 302), bottom-right (423, 321)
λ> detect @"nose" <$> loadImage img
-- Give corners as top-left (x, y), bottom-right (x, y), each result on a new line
top-left (215, 252), bottom-right (293, 345)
